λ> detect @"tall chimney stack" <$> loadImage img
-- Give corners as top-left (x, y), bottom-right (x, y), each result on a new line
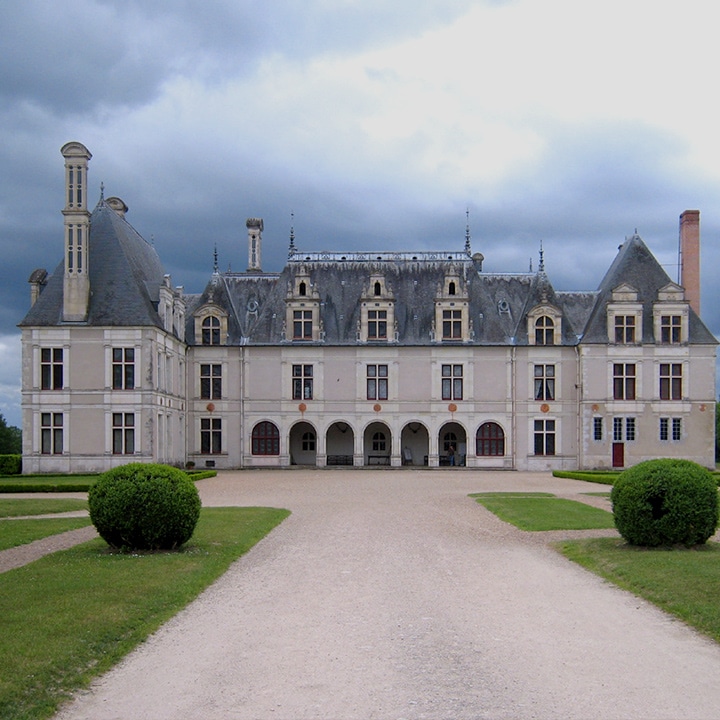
top-left (679, 209), bottom-right (700, 316)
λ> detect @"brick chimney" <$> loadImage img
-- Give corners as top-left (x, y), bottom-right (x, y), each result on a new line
top-left (679, 209), bottom-right (700, 316)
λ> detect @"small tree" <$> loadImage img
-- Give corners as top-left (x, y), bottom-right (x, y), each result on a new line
top-left (0, 413), bottom-right (21, 455)
top-left (89, 463), bottom-right (201, 551)
top-left (611, 458), bottom-right (718, 547)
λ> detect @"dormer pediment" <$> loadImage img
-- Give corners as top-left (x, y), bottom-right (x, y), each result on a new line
top-left (611, 283), bottom-right (639, 302)
top-left (657, 282), bottom-right (685, 303)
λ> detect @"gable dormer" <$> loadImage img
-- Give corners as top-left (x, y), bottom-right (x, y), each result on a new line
top-left (527, 304), bottom-right (562, 346)
top-left (194, 303), bottom-right (228, 345)
top-left (434, 270), bottom-right (469, 342)
top-left (285, 269), bottom-right (321, 341)
top-left (359, 273), bottom-right (395, 342)
top-left (607, 283), bottom-right (642, 344)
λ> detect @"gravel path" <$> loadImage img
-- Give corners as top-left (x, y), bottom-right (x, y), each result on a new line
top-left (31, 469), bottom-right (720, 718)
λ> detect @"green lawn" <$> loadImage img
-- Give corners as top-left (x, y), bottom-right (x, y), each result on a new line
top-left (0, 518), bottom-right (92, 552)
top-left (559, 538), bottom-right (720, 644)
top-left (0, 499), bottom-right (88, 517)
top-left (471, 493), bottom-right (615, 531)
top-left (0, 506), bottom-right (289, 720)
top-left (0, 475), bottom-right (98, 492)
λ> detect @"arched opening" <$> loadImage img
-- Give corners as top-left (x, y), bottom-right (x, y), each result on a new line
top-left (289, 421), bottom-right (317, 465)
top-left (201, 316), bottom-right (220, 345)
top-left (401, 422), bottom-right (429, 466)
top-left (299, 281), bottom-right (307, 296)
top-left (374, 281), bottom-right (382, 296)
top-left (535, 315), bottom-right (554, 345)
top-left (326, 421), bottom-right (354, 465)
top-left (439, 421), bottom-right (466, 466)
top-left (476, 422), bottom-right (505, 457)
top-left (251, 421), bottom-right (279, 456)
top-left (449, 281), bottom-right (456, 296)
top-left (363, 421), bottom-right (392, 466)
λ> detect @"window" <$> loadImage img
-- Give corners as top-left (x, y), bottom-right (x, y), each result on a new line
top-left (41, 412), bottom-right (63, 454)
top-left (614, 315), bottom-right (636, 343)
top-left (367, 364), bottom-right (388, 400)
top-left (292, 364), bottom-right (313, 400)
top-left (374, 281), bottom-right (381, 296)
top-left (659, 363), bottom-right (682, 400)
top-left (252, 421), bottom-right (279, 455)
top-left (476, 422), bottom-right (505, 456)
top-left (201, 418), bottom-right (222, 454)
top-left (293, 310), bottom-right (313, 340)
top-left (442, 431), bottom-right (457, 454)
top-left (660, 315), bottom-right (681, 344)
top-left (660, 418), bottom-right (682, 442)
top-left (41, 348), bottom-right (63, 390)
top-left (200, 364), bottom-right (222, 400)
top-left (442, 309), bottom-right (462, 340)
top-left (372, 432), bottom-right (386, 452)
top-left (202, 316), bottom-right (221, 345)
top-left (533, 364), bottom-right (555, 401)
top-left (112, 413), bottom-right (135, 454)
top-left (302, 431), bottom-right (316, 451)
top-left (533, 419), bottom-right (555, 456)
top-left (368, 309), bottom-right (388, 340)
top-left (593, 417), bottom-right (603, 441)
top-left (672, 417), bottom-right (682, 441)
top-left (614, 417), bottom-right (635, 442)
top-left (112, 348), bottom-right (135, 390)
top-left (67, 224), bottom-right (83, 273)
top-left (441, 364), bottom-right (463, 400)
top-left (535, 316), bottom-right (554, 346)
top-left (613, 363), bottom-right (636, 400)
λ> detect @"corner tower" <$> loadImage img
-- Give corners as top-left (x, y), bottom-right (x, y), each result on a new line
top-left (61, 142), bottom-right (92, 321)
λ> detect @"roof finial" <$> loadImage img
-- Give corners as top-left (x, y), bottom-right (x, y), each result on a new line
top-left (213, 244), bottom-right (219, 273)
top-left (538, 240), bottom-right (545, 272)
top-left (288, 210), bottom-right (296, 258)
top-left (529, 257), bottom-right (533, 272)
top-left (464, 208), bottom-right (472, 255)
top-left (100, 181), bottom-right (105, 202)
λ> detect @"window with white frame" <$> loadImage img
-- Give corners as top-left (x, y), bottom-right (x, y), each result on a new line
top-left (659, 363), bottom-right (682, 400)
top-left (614, 417), bottom-right (635, 442)
top-left (293, 309), bottom-right (313, 340)
top-left (533, 364), bottom-right (555, 401)
top-left (533, 419), bottom-right (555, 455)
top-left (202, 315), bottom-right (221, 345)
top-left (367, 364), bottom-right (388, 400)
top-left (41, 412), bottom-right (63, 454)
top-left (112, 413), bottom-right (135, 454)
top-left (660, 315), bottom-right (682, 344)
top-left (535, 316), bottom-right (555, 346)
top-left (112, 348), bottom-right (135, 390)
top-left (613, 363), bottom-right (636, 400)
top-left (201, 417), bottom-right (222, 454)
top-left (368, 309), bottom-right (388, 340)
top-left (441, 364), bottom-right (463, 400)
top-left (292, 364), bottom-right (313, 400)
top-left (442, 309), bottom-right (463, 340)
top-left (200, 364), bottom-right (222, 400)
top-left (41, 348), bottom-right (63, 390)
top-left (593, 417), bottom-right (603, 441)
top-left (660, 417), bottom-right (682, 441)
top-left (614, 315), bottom-right (636, 344)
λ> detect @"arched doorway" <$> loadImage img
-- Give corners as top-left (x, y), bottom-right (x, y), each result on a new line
top-left (326, 421), bottom-right (354, 466)
top-left (438, 421), bottom-right (467, 466)
top-left (363, 421), bottom-right (392, 466)
top-left (476, 422), bottom-right (505, 458)
top-left (289, 421), bottom-right (317, 465)
top-left (400, 421), bottom-right (429, 466)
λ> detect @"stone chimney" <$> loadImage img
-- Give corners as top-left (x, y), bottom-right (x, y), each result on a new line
top-left (679, 210), bottom-right (700, 316)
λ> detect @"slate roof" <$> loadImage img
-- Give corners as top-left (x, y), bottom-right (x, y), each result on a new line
top-left (20, 205), bottom-right (716, 348)
top-left (20, 202), bottom-right (166, 328)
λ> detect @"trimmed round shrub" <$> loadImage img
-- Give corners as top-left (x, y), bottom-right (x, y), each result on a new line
top-left (89, 463), bottom-right (201, 550)
top-left (611, 459), bottom-right (718, 547)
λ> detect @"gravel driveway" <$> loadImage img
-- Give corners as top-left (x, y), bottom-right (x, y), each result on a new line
top-left (54, 469), bottom-right (720, 719)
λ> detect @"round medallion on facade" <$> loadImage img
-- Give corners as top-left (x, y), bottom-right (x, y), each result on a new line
top-left (541, 403), bottom-right (550, 413)
top-left (298, 403), bottom-right (307, 413)
top-left (373, 403), bottom-right (382, 412)
top-left (206, 403), bottom-right (215, 412)
top-left (448, 403), bottom-right (457, 413)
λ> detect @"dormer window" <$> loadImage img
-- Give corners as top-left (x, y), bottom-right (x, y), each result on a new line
top-left (202, 316), bottom-right (221, 345)
top-left (535, 316), bottom-right (554, 345)
top-left (374, 281), bottom-right (381, 296)
top-left (434, 273), bottom-right (469, 343)
top-left (360, 274), bottom-right (395, 343)
top-left (299, 281), bottom-right (307, 297)
top-left (606, 284), bottom-right (642, 345)
top-left (449, 281), bottom-right (456, 296)
top-left (660, 315), bottom-right (681, 344)
top-left (286, 273), bottom-right (320, 342)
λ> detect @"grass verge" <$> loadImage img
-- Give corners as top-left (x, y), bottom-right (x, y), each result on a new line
top-left (0, 518), bottom-right (92, 552)
top-left (558, 538), bottom-right (720, 643)
top-left (0, 506), bottom-right (289, 720)
top-left (471, 493), bottom-right (615, 531)
top-left (0, 499), bottom-right (88, 518)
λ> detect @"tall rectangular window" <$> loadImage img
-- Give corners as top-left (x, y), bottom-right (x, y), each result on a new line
top-left (442, 309), bottom-right (462, 340)
top-left (368, 309), bottom-right (388, 340)
top-left (292, 364), bottom-right (313, 400)
top-left (201, 418), bottom-right (222, 454)
top-left (367, 364), bottom-right (389, 400)
top-left (593, 417), bottom-right (603, 441)
top-left (112, 413), bottom-right (135, 454)
top-left (613, 363), bottom-right (636, 400)
top-left (112, 348), bottom-right (135, 390)
top-left (41, 348), bottom-right (63, 390)
top-left (659, 363), bottom-right (682, 400)
top-left (41, 412), bottom-right (63, 454)
top-left (614, 315), bottom-right (636, 343)
top-left (533, 364), bottom-right (555, 401)
top-left (200, 364), bottom-right (222, 400)
top-left (660, 315), bottom-right (681, 344)
top-left (293, 310), bottom-right (313, 340)
top-left (441, 364), bottom-right (463, 400)
top-left (613, 417), bottom-right (623, 442)
top-left (672, 417), bottom-right (682, 441)
top-left (533, 419), bottom-right (556, 456)
top-left (625, 417), bottom-right (636, 441)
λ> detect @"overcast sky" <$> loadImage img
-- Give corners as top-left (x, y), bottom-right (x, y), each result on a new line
top-left (2, 0), bottom-right (720, 428)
